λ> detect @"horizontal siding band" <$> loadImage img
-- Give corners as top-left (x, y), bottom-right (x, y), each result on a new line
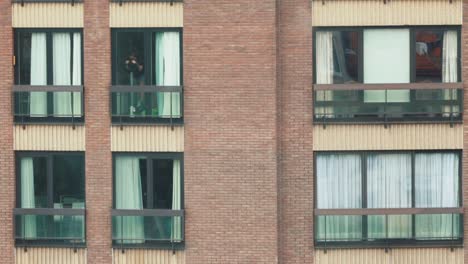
top-left (12, 3), bottom-right (83, 28)
top-left (314, 248), bottom-right (463, 264)
top-left (111, 125), bottom-right (184, 152)
top-left (110, 2), bottom-right (183, 27)
top-left (113, 249), bottom-right (185, 264)
top-left (14, 125), bottom-right (85, 151)
top-left (313, 124), bottom-right (462, 151)
top-left (16, 247), bottom-right (87, 264)
top-left (312, 0), bottom-right (462, 26)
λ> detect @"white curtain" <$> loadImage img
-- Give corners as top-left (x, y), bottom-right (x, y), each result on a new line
top-left (364, 29), bottom-right (410, 103)
top-left (53, 33), bottom-right (82, 117)
top-left (171, 160), bottom-right (182, 241)
top-left (30, 33), bottom-right (47, 117)
top-left (316, 154), bottom-right (362, 241)
top-left (315, 31), bottom-right (334, 118)
top-left (115, 156), bottom-right (144, 243)
top-left (442, 30), bottom-right (459, 116)
top-left (367, 154), bottom-right (412, 239)
top-left (156, 32), bottom-right (181, 118)
top-left (415, 153), bottom-right (460, 239)
top-left (21, 158), bottom-right (36, 239)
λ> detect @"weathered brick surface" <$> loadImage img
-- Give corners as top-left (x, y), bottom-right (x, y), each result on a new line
top-left (463, 2), bottom-right (468, 264)
top-left (278, 0), bottom-right (314, 263)
top-left (0, 1), bottom-right (14, 263)
top-left (84, 1), bottom-right (112, 263)
top-left (184, 1), bottom-right (280, 263)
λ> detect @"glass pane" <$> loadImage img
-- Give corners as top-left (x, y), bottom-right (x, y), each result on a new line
top-left (115, 156), bottom-right (146, 210)
top-left (315, 215), bottom-right (362, 242)
top-left (111, 91), bottom-right (181, 118)
top-left (316, 31), bottom-right (359, 84)
top-left (115, 32), bottom-right (146, 85)
top-left (415, 214), bottom-right (461, 240)
top-left (415, 30), bottom-right (443, 83)
top-left (367, 215), bottom-right (412, 239)
top-left (415, 153), bottom-right (459, 208)
top-left (17, 32), bottom-right (32, 85)
top-left (15, 214), bottom-right (85, 243)
top-left (53, 155), bottom-right (85, 208)
top-left (367, 154), bottom-right (412, 209)
top-left (53, 91), bottom-right (83, 117)
top-left (364, 29), bottom-right (410, 102)
top-left (20, 157), bottom-right (47, 208)
top-left (153, 159), bottom-right (173, 209)
top-left (316, 154), bottom-right (362, 209)
top-left (112, 215), bottom-right (183, 243)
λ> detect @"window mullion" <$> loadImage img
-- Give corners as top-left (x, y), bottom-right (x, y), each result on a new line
top-left (47, 155), bottom-right (54, 208)
top-left (361, 152), bottom-right (368, 241)
top-left (147, 158), bottom-right (154, 209)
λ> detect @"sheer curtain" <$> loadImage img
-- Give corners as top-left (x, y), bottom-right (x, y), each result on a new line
top-left (53, 33), bottom-right (82, 117)
top-left (156, 32), bottom-right (181, 118)
top-left (115, 156), bottom-right (144, 243)
top-left (30, 33), bottom-right (47, 117)
top-left (367, 154), bottom-right (412, 239)
top-left (316, 154), bottom-right (362, 241)
top-left (415, 153), bottom-right (460, 239)
top-left (442, 30), bottom-right (459, 116)
top-left (315, 31), bottom-right (334, 118)
top-left (21, 158), bottom-right (36, 239)
top-left (171, 160), bottom-right (182, 241)
top-left (364, 29), bottom-right (410, 104)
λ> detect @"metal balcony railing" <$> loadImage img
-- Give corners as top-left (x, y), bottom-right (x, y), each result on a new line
top-left (14, 208), bottom-right (86, 247)
top-left (112, 209), bottom-right (184, 248)
top-left (313, 83), bottom-right (463, 124)
top-left (315, 207), bottom-right (463, 248)
top-left (13, 85), bottom-right (84, 125)
top-left (110, 85), bottom-right (183, 125)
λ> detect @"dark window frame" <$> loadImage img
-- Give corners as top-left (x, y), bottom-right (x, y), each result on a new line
top-left (15, 151), bottom-right (86, 247)
top-left (14, 28), bottom-right (85, 124)
top-left (112, 152), bottom-right (184, 249)
top-left (313, 25), bottom-right (462, 84)
top-left (312, 26), bottom-right (462, 124)
top-left (313, 149), bottom-right (463, 248)
top-left (110, 28), bottom-right (184, 125)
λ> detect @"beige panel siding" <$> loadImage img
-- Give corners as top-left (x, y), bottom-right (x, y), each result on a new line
top-left (110, 2), bottom-right (183, 27)
top-left (16, 247), bottom-right (86, 264)
top-left (313, 124), bottom-right (462, 151)
top-left (12, 3), bottom-right (83, 28)
top-left (111, 126), bottom-right (184, 152)
top-left (315, 248), bottom-right (463, 264)
top-left (113, 249), bottom-right (185, 264)
top-left (14, 125), bottom-right (85, 151)
top-left (312, 0), bottom-right (462, 26)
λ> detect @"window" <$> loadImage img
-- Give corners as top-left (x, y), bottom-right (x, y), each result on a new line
top-left (112, 153), bottom-right (184, 247)
top-left (111, 29), bottom-right (183, 123)
top-left (14, 29), bottom-right (83, 123)
top-left (315, 151), bottom-right (462, 247)
top-left (15, 152), bottom-right (85, 246)
top-left (314, 27), bottom-right (462, 122)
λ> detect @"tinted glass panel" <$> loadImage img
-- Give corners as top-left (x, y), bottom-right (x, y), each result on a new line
top-left (53, 155), bottom-right (85, 208)
top-left (415, 30), bottom-right (443, 82)
top-left (115, 32), bottom-right (146, 85)
top-left (153, 159), bottom-right (173, 209)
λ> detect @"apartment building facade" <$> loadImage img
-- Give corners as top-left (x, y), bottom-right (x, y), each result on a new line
top-left (0, 0), bottom-right (465, 263)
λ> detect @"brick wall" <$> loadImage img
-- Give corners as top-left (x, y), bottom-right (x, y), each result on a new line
top-left (184, 1), bottom-right (280, 263)
top-left (277, 0), bottom-right (314, 263)
top-left (84, 1), bottom-right (112, 263)
top-left (463, 2), bottom-right (468, 264)
top-left (0, 0), bottom-right (14, 263)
